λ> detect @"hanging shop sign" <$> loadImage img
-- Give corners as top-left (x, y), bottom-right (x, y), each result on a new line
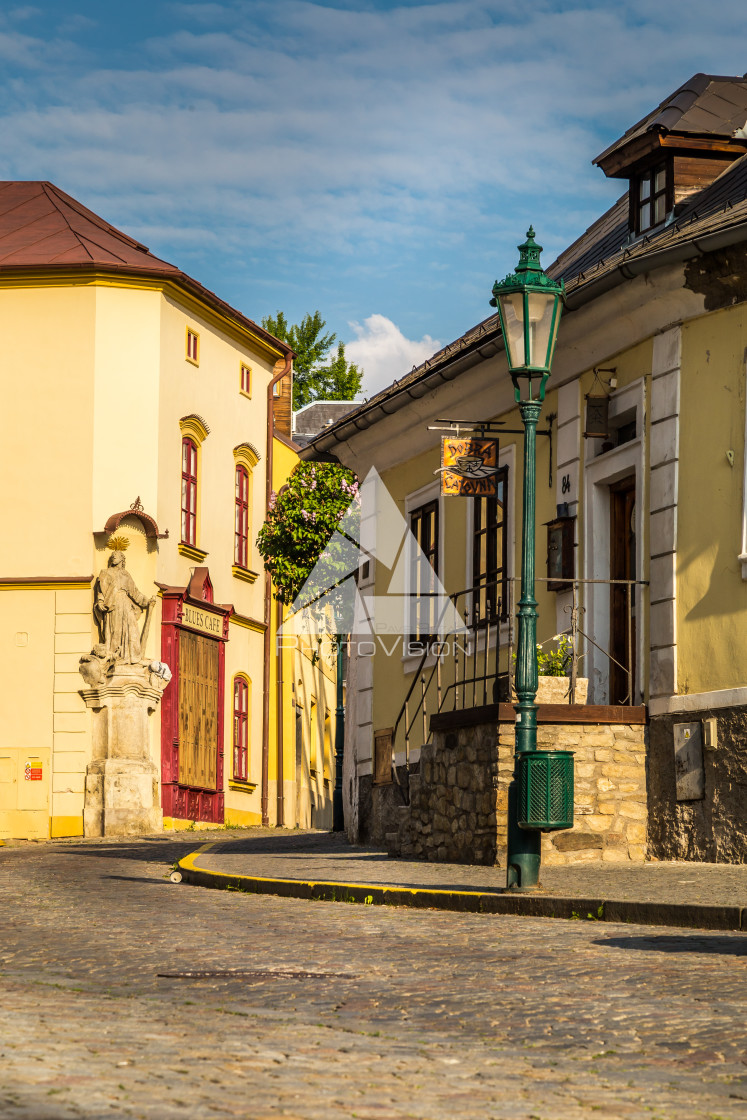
top-left (584, 393), bottom-right (610, 439)
top-left (440, 437), bottom-right (500, 497)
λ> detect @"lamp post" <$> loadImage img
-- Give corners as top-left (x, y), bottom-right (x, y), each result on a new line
top-left (491, 228), bottom-right (565, 889)
top-left (332, 634), bottom-right (345, 831)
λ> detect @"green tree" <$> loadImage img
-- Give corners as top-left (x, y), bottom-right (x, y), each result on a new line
top-left (316, 341), bottom-right (363, 401)
top-left (261, 310), bottom-right (363, 410)
top-left (257, 461), bottom-right (360, 608)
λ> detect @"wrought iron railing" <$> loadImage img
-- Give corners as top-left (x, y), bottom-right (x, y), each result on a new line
top-left (388, 575), bottom-right (648, 791)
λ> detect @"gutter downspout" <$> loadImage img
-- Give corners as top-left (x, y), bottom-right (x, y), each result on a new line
top-left (262, 354), bottom-right (293, 826)
top-left (276, 597), bottom-right (285, 827)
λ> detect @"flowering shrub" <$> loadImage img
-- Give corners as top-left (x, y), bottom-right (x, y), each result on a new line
top-left (512, 635), bottom-right (574, 677)
top-left (536, 635), bottom-right (573, 676)
top-left (257, 461), bottom-right (359, 607)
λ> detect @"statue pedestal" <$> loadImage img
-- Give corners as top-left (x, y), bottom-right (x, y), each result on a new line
top-left (80, 666), bottom-right (167, 837)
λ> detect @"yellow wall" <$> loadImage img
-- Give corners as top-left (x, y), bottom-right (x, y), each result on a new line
top-left (267, 437), bottom-right (338, 827)
top-left (0, 270), bottom-right (289, 837)
top-left (677, 305), bottom-right (747, 693)
top-left (0, 283), bottom-right (96, 576)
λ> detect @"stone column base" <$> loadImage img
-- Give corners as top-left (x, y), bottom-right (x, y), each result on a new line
top-left (84, 758), bottom-right (163, 838)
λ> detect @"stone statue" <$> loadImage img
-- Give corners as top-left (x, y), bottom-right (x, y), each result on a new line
top-left (94, 551), bottom-right (156, 664)
top-left (78, 644), bottom-right (114, 687)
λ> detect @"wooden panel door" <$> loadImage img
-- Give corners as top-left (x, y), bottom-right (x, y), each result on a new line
top-left (178, 631), bottom-right (219, 790)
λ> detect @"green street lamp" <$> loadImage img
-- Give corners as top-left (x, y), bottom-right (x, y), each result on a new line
top-left (490, 228), bottom-right (567, 889)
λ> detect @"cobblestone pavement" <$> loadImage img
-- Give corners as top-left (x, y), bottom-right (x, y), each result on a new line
top-left (1, 830), bottom-right (746, 1120)
top-left (192, 829), bottom-right (747, 908)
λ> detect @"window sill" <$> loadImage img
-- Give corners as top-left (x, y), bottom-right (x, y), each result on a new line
top-left (232, 565), bottom-right (259, 584)
top-left (185, 356), bottom-right (199, 368)
top-left (178, 542), bottom-right (208, 563)
top-left (593, 435), bottom-right (642, 461)
top-left (229, 779), bottom-right (257, 794)
top-left (240, 390), bottom-right (252, 400)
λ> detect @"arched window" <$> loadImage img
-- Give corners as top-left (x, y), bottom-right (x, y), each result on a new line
top-left (233, 676), bottom-right (249, 781)
top-left (235, 465), bottom-right (249, 568)
top-left (181, 437), bottom-right (198, 546)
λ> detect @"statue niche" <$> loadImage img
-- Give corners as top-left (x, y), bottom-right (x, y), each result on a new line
top-left (94, 549), bottom-right (155, 665)
top-left (79, 538), bottom-right (167, 838)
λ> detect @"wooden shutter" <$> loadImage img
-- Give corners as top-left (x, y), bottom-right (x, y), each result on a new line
top-left (178, 631), bottom-right (219, 789)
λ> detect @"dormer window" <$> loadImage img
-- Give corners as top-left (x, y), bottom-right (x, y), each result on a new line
top-left (633, 161), bottom-right (670, 234)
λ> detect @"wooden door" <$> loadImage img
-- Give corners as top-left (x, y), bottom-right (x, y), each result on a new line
top-left (178, 631), bottom-right (219, 790)
top-left (609, 477), bottom-right (636, 704)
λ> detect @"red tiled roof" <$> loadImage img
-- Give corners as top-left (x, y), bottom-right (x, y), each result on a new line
top-left (0, 181), bottom-right (179, 271)
top-left (0, 181), bottom-right (292, 357)
top-left (594, 74), bottom-right (747, 167)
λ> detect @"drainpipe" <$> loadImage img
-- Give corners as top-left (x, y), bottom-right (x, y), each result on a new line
top-left (262, 354), bottom-right (293, 826)
top-left (276, 597), bottom-right (285, 827)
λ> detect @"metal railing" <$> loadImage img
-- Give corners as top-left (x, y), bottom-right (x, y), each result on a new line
top-left (389, 575), bottom-right (648, 791)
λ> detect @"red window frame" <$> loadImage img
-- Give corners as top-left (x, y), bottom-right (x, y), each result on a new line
top-left (186, 329), bottom-right (199, 362)
top-left (233, 676), bottom-right (249, 781)
top-left (181, 437), bottom-right (197, 546)
top-left (234, 465), bottom-right (249, 567)
top-left (240, 364), bottom-right (251, 395)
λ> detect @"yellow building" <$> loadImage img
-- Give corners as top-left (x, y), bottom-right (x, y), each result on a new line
top-left (269, 436), bottom-right (339, 829)
top-left (0, 179), bottom-right (306, 839)
top-left (304, 74), bottom-right (747, 863)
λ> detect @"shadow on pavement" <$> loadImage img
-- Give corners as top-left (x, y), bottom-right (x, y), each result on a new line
top-left (56, 831), bottom-right (385, 866)
top-left (597, 935), bottom-right (747, 955)
top-left (102, 875), bottom-right (173, 885)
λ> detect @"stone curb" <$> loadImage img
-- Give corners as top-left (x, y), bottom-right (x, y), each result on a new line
top-left (177, 846), bottom-right (746, 931)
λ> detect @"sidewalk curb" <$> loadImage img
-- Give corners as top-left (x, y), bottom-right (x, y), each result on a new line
top-left (178, 846), bottom-right (746, 932)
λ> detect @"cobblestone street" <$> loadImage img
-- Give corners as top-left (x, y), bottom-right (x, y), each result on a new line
top-left (1, 833), bottom-right (746, 1120)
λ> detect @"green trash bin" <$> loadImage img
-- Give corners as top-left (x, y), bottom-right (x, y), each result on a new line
top-left (517, 750), bottom-right (574, 831)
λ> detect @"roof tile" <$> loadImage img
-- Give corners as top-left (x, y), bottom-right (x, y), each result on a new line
top-left (0, 180), bottom-right (293, 358)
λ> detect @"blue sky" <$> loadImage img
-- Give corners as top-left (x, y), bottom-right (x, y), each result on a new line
top-left (2, 1), bottom-right (747, 394)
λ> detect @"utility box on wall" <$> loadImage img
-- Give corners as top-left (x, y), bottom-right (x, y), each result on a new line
top-left (0, 747), bottom-right (51, 839)
top-left (673, 723), bottom-right (704, 801)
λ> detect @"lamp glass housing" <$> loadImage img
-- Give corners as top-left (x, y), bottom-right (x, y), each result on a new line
top-left (491, 228), bottom-right (565, 399)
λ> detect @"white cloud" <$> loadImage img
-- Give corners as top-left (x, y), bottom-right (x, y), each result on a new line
top-left (2, 1), bottom-right (747, 342)
top-left (345, 314), bottom-right (441, 398)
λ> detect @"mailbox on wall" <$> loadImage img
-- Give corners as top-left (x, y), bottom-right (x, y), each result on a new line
top-left (546, 512), bottom-right (575, 591)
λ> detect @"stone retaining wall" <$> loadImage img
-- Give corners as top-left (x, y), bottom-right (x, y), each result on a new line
top-left (388, 707), bottom-right (648, 866)
top-left (648, 706), bottom-right (747, 863)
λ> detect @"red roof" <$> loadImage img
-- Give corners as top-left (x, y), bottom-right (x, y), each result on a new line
top-left (0, 181), bottom-right (180, 271)
top-left (0, 181), bottom-right (292, 356)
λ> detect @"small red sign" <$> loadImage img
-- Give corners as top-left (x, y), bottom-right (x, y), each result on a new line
top-left (24, 764), bottom-right (43, 781)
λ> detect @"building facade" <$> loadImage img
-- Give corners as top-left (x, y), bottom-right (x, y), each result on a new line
top-left (0, 180), bottom-right (310, 839)
top-left (305, 74), bottom-right (747, 864)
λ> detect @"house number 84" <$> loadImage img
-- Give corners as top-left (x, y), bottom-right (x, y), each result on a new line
top-left (561, 474), bottom-right (571, 494)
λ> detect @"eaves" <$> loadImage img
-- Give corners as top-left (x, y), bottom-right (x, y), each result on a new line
top-left (303, 214), bottom-right (747, 460)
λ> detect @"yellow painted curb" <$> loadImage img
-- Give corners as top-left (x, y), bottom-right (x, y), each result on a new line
top-left (179, 846), bottom-right (491, 902)
top-left (175, 846), bottom-right (746, 931)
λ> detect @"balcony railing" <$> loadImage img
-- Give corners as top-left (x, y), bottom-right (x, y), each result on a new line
top-left (386, 576), bottom-right (648, 797)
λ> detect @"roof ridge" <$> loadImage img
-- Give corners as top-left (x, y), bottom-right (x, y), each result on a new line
top-left (39, 181), bottom-right (156, 257)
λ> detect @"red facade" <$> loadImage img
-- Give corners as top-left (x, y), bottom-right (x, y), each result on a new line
top-left (160, 568), bottom-right (232, 824)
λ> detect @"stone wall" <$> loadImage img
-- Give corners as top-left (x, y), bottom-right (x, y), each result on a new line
top-left (399, 722), bottom-right (502, 864)
top-left (383, 706), bottom-right (648, 866)
top-left (532, 720), bottom-right (647, 865)
top-left (648, 706), bottom-right (747, 863)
